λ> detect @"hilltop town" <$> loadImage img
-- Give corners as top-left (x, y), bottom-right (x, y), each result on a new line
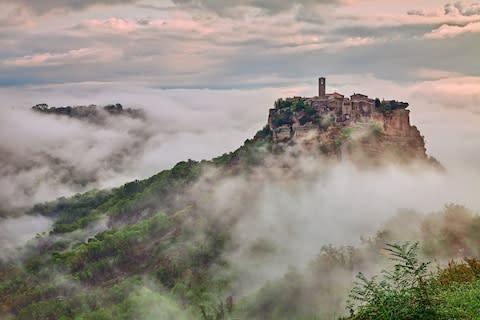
top-left (267, 77), bottom-right (428, 163)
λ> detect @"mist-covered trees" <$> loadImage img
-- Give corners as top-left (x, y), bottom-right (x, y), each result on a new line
top-left (4, 200), bottom-right (480, 319)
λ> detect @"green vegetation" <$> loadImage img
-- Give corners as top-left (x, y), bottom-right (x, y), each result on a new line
top-left (375, 99), bottom-right (409, 113)
top-left (347, 242), bottom-right (436, 320)
top-left (368, 121), bottom-right (384, 137)
top-left (272, 98), bottom-right (319, 127)
top-left (2, 97), bottom-right (480, 320)
top-left (34, 158), bottom-right (202, 234)
top-left (347, 242), bottom-right (480, 320)
top-left (3, 177), bottom-right (480, 320)
top-left (1, 208), bottom-right (234, 320)
top-left (335, 127), bottom-right (355, 148)
top-left (0, 129), bottom-right (279, 320)
top-left (29, 126), bottom-right (273, 236)
top-left (212, 126), bottom-right (272, 167)
top-left (274, 98), bottom-right (293, 110)
top-left (271, 111), bottom-right (294, 127)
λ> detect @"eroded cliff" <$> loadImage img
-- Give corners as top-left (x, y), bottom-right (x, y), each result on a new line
top-left (267, 96), bottom-right (430, 165)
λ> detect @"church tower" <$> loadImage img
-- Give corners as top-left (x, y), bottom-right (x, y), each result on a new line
top-left (319, 77), bottom-right (326, 97)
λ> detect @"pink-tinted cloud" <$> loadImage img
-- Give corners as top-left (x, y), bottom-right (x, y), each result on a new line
top-left (149, 16), bottom-right (214, 34)
top-left (410, 76), bottom-right (480, 113)
top-left (78, 13), bottom-right (214, 35)
top-left (3, 48), bottom-right (122, 67)
top-left (424, 21), bottom-right (480, 39)
top-left (414, 68), bottom-right (463, 80)
top-left (83, 18), bottom-right (141, 33)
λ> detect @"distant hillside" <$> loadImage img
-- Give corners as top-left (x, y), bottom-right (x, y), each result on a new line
top-left (32, 103), bottom-right (145, 124)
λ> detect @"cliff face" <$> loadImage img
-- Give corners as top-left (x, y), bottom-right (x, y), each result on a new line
top-left (268, 100), bottom-right (428, 164)
top-left (351, 109), bottom-right (427, 163)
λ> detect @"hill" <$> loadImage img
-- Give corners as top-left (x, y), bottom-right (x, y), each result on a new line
top-left (0, 88), bottom-right (459, 320)
top-left (31, 103), bottom-right (145, 124)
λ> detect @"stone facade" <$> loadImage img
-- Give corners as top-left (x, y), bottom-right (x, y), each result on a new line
top-left (267, 78), bottom-right (428, 163)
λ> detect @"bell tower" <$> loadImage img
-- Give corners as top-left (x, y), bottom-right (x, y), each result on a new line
top-left (319, 77), bottom-right (326, 97)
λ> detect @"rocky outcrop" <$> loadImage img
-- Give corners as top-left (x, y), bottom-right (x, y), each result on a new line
top-left (350, 109), bottom-right (427, 163)
top-left (268, 100), bottom-right (429, 165)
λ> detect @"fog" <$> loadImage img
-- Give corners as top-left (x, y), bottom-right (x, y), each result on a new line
top-left (181, 147), bottom-right (477, 296)
top-left (0, 85), bottom-right (288, 212)
top-left (0, 215), bottom-right (53, 261)
top-left (1, 76), bottom-right (479, 213)
top-left (0, 74), bottom-right (479, 272)
top-left (0, 76), bottom-right (479, 318)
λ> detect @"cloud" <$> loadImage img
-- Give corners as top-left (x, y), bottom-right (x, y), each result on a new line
top-left (1, 74), bottom-right (480, 311)
top-left (0, 0), bottom-right (478, 89)
top-left (184, 142), bottom-right (480, 300)
top-left (0, 5), bottom-right (34, 28)
top-left (82, 18), bottom-right (142, 33)
top-left (409, 76), bottom-right (480, 113)
top-left (171, 0), bottom-right (340, 16)
top-left (423, 21), bottom-right (480, 39)
top-left (414, 67), bottom-right (463, 79)
top-left (444, 1), bottom-right (480, 16)
top-left (77, 15), bottom-right (214, 35)
top-left (2, 47), bottom-right (123, 67)
top-left (0, 215), bottom-right (53, 261)
top-left (407, 2), bottom-right (480, 17)
top-left (0, 0), bottom-right (139, 15)
top-left (1, 73), bottom-right (479, 212)
top-left (0, 83), bottom-right (297, 212)
top-left (0, 106), bottom-right (156, 210)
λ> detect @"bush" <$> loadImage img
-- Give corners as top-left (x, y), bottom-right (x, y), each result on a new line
top-left (437, 258), bottom-right (480, 286)
top-left (347, 242), bottom-right (437, 320)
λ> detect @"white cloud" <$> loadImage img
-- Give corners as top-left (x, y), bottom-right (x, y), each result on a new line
top-left (0, 83), bottom-right (305, 211)
top-left (0, 215), bottom-right (53, 261)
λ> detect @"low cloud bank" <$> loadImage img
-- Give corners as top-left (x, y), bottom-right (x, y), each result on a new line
top-left (0, 215), bottom-right (53, 261)
top-left (0, 84), bottom-right (292, 212)
top-left (0, 75), bottom-right (479, 273)
top-left (185, 150), bottom-right (479, 294)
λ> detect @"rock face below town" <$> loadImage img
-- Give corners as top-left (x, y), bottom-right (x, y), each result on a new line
top-left (348, 109), bottom-right (427, 163)
top-left (266, 78), bottom-right (430, 165)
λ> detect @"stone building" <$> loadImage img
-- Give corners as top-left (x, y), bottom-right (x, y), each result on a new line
top-left (303, 77), bottom-right (376, 122)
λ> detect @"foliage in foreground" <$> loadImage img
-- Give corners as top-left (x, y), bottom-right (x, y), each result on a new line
top-left (347, 242), bottom-right (480, 320)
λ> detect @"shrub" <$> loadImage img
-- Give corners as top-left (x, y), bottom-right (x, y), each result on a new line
top-left (347, 242), bottom-right (437, 320)
top-left (437, 258), bottom-right (480, 286)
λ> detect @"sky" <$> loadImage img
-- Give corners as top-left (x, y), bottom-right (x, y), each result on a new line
top-left (0, 0), bottom-right (479, 210)
top-left (0, 0), bottom-right (479, 88)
